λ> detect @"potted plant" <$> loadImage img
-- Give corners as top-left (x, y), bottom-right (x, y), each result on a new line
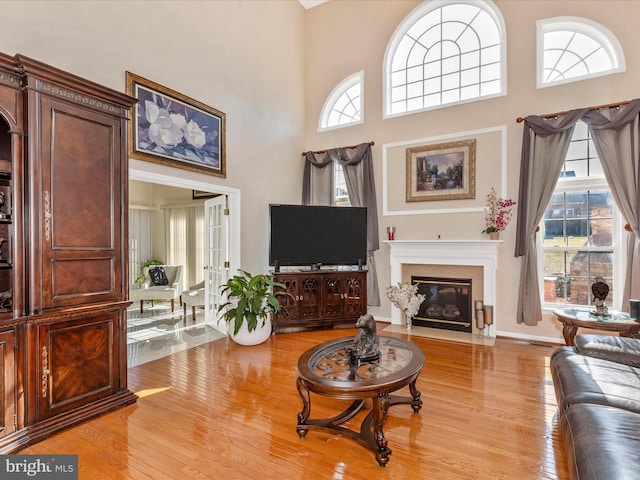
top-left (217, 270), bottom-right (288, 346)
top-left (482, 187), bottom-right (516, 240)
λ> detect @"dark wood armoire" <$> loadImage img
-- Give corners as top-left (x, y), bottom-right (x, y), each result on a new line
top-left (0, 53), bottom-right (136, 452)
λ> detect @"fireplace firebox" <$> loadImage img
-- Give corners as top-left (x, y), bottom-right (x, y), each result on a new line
top-left (411, 276), bottom-right (472, 333)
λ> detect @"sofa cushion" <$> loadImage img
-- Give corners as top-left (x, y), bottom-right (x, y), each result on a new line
top-left (561, 403), bottom-right (640, 480)
top-left (550, 347), bottom-right (640, 415)
top-left (574, 334), bottom-right (640, 368)
top-left (149, 267), bottom-right (169, 286)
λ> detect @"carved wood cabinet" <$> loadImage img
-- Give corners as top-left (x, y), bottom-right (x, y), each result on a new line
top-left (273, 270), bottom-right (367, 331)
top-left (0, 53), bottom-right (136, 452)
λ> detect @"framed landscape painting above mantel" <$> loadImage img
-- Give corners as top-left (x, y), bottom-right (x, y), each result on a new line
top-left (406, 139), bottom-right (476, 202)
top-left (126, 71), bottom-right (226, 177)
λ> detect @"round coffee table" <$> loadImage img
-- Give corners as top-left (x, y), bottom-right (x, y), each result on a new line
top-left (553, 307), bottom-right (640, 346)
top-left (295, 335), bottom-right (424, 467)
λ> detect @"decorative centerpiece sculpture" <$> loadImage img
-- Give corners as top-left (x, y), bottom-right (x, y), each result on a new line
top-left (348, 314), bottom-right (379, 362)
top-left (591, 276), bottom-right (610, 317)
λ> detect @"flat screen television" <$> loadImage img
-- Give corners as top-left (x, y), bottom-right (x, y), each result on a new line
top-left (269, 204), bottom-right (367, 267)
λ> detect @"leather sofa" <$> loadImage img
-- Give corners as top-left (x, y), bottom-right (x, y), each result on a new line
top-left (550, 334), bottom-right (640, 479)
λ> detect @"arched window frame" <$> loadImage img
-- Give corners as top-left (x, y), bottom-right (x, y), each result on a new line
top-left (537, 16), bottom-right (626, 89)
top-left (318, 70), bottom-right (364, 132)
top-left (383, 0), bottom-right (507, 119)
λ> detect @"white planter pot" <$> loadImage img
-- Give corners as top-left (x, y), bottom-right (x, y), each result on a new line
top-left (230, 318), bottom-right (272, 346)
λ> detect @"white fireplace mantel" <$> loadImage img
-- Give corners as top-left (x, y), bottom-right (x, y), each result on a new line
top-left (385, 240), bottom-right (501, 336)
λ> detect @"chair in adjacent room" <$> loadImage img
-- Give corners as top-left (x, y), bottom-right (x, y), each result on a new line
top-left (182, 280), bottom-right (205, 320)
top-left (129, 265), bottom-right (184, 313)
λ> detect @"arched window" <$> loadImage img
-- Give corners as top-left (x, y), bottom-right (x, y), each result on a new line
top-left (384, 0), bottom-right (506, 118)
top-left (318, 71), bottom-right (363, 131)
top-left (537, 17), bottom-right (625, 88)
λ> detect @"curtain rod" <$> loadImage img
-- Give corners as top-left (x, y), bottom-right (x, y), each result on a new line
top-left (302, 141), bottom-right (374, 156)
top-left (516, 99), bottom-right (631, 123)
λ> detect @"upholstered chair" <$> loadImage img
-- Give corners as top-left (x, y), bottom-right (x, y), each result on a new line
top-left (182, 280), bottom-right (205, 320)
top-left (129, 265), bottom-right (184, 313)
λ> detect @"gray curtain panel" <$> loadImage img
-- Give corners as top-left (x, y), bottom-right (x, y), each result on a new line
top-left (515, 100), bottom-right (640, 325)
top-left (302, 143), bottom-right (381, 306)
top-left (582, 99), bottom-right (640, 311)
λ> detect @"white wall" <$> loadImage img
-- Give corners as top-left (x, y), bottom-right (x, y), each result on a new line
top-left (303, 0), bottom-right (640, 343)
top-left (0, 0), bottom-right (306, 271)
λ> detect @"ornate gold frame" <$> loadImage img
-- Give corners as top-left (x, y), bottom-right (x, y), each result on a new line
top-left (126, 72), bottom-right (226, 177)
top-left (406, 139), bottom-right (476, 202)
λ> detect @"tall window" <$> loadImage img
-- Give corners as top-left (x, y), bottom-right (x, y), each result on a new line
top-left (333, 163), bottom-right (350, 206)
top-left (165, 206), bottom-right (204, 289)
top-left (129, 208), bottom-right (152, 286)
top-left (537, 17), bottom-right (625, 88)
top-left (541, 122), bottom-right (621, 307)
top-left (319, 71), bottom-right (363, 131)
top-left (384, 0), bottom-right (506, 117)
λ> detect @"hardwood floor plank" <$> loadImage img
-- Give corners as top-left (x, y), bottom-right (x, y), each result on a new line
top-left (21, 326), bottom-right (569, 479)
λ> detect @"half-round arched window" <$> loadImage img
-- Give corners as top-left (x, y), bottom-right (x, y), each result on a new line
top-left (318, 71), bottom-right (363, 131)
top-left (537, 16), bottom-right (626, 88)
top-left (384, 0), bottom-right (506, 118)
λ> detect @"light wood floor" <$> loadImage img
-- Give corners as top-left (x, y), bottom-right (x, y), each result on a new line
top-left (22, 326), bottom-right (569, 479)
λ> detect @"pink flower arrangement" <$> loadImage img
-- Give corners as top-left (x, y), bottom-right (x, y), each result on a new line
top-left (483, 188), bottom-right (516, 233)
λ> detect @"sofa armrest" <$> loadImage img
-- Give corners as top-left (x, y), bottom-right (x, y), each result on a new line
top-left (574, 334), bottom-right (640, 368)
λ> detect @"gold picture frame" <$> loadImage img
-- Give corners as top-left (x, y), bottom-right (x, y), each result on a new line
top-left (126, 72), bottom-right (226, 177)
top-left (406, 139), bottom-right (476, 202)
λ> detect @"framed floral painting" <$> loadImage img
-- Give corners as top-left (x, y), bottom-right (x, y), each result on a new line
top-left (126, 72), bottom-right (226, 177)
top-left (405, 139), bottom-right (476, 202)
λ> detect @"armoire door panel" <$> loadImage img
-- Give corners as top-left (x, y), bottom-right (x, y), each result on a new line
top-left (39, 315), bottom-right (115, 419)
top-left (31, 93), bottom-right (123, 310)
top-left (49, 110), bottom-right (114, 249)
top-left (51, 258), bottom-right (114, 298)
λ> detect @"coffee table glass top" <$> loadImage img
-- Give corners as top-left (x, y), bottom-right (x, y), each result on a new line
top-left (555, 308), bottom-right (635, 324)
top-left (300, 336), bottom-right (422, 384)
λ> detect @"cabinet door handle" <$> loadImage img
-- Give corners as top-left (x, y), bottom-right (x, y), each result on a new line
top-left (41, 346), bottom-right (49, 398)
top-left (44, 190), bottom-right (52, 241)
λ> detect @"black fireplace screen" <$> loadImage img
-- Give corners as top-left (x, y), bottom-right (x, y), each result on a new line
top-left (411, 276), bottom-right (472, 333)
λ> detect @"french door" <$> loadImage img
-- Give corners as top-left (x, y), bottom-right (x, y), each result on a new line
top-left (204, 195), bottom-right (229, 332)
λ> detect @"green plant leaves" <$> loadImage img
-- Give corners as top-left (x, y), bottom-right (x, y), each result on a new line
top-left (217, 270), bottom-right (289, 335)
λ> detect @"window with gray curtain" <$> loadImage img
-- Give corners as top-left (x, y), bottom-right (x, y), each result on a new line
top-left (540, 122), bottom-right (620, 309)
top-left (516, 99), bottom-right (640, 325)
top-left (302, 143), bottom-right (381, 306)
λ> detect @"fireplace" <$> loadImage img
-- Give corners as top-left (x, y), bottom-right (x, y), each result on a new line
top-left (386, 240), bottom-right (500, 337)
top-left (412, 276), bottom-right (472, 332)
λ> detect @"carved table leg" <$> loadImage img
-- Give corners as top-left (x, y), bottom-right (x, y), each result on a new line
top-left (409, 379), bottom-right (423, 413)
top-left (372, 394), bottom-right (391, 467)
top-left (562, 324), bottom-right (577, 346)
top-left (296, 377), bottom-right (311, 438)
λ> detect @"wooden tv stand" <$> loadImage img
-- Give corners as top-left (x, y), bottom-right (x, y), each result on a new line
top-left (272, 270), bottom-right (367, 332)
